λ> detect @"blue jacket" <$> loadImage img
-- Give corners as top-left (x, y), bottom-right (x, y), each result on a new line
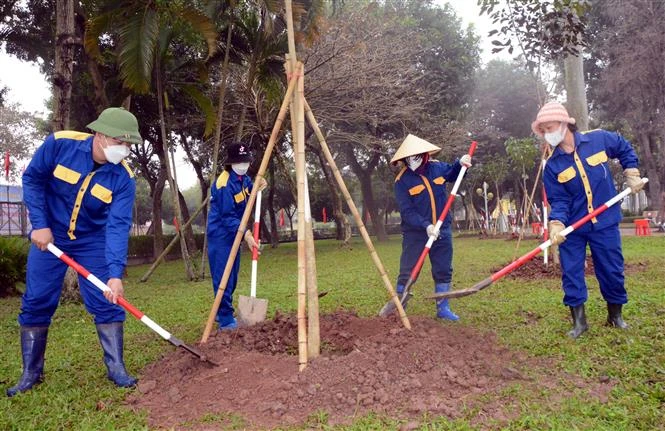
top-left (207, 169), bottom-right (253, 241)
top-left (22, 131), bottom-right (137, 278)
top-left (543, 130), bottom-right (638, 231)
top-left (395, 160), bottom-right (462, 233)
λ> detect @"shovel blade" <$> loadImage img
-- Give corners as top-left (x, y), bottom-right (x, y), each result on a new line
top-left (169, 336), bottom-right (220, 365)
top-left (237, 295), bottom-right (268, 326)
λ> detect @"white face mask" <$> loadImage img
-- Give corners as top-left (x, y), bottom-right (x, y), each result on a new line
top-left (102, 137), bottom-right (130, 164)
top-left (232, 162), bottom-right (250, 176)
top-left (406, 155), bottom-right (423, 171)
top-left (544, 124), bottom-right (567, 147)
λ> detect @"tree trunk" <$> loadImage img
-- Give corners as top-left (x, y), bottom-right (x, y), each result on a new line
top-left (343, 146), bottom-right (387, 241)
top-left (201, 22), bottom-right (234, 279)
top-left (564, 50), bottom-right (589, 131)
top-left (643, 134), bottom-right (663, 213)
top-left (268, 161), bottom-right (280, 247)
top-left (309, 141), bottom-right (348, 242)
top-left (151, 168), bottom-right (167, 257)
top-left (357, 170), bottom-right (387, 240)
top-left (53, 0), bottom-right (76, 131)
top-left (177, 189), bottom-right (198, 254)
top-left (60, 268), bottom-right (81, 304)
top-left (155, 59), bottom-right (195, 280)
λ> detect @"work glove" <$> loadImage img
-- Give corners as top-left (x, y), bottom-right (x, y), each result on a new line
top-left (624, 168), bottom-right (644, 194)
top-left (548, 220), bottom-right (566, 245)
top-left (426, 224), bottom-right (440, 239)
top-left (460, 154), bottom-right (472, 168)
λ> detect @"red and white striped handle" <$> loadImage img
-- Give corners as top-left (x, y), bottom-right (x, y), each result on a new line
top-left (250, 190), bottom-right (261, 298)
top-left (46, 243), bottom-right (172, 341)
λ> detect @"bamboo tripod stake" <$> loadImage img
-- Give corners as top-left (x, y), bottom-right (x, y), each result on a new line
top-left (285, 57), bottom-right (309, 370)
top-left (202, 0), bottom-right (411, 349)
top-left (200, 63), bottom-right (302, 343)
top-left (303, 100), bottom-right (411, 330)
top-left (285, 57), bottom-right (321, 361)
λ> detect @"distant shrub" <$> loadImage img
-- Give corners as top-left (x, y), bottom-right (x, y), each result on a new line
top-left (0, 236), bottom-right (30, 297)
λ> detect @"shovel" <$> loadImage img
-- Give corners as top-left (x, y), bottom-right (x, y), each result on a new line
top-left (237, 190), bottom-right (268, 326)
top-left (379, 141), bottom-right (477, 316)
top-left (47, 243), bottom-right (218, 365)
top-left (427, 178), bottom-right (649, 300)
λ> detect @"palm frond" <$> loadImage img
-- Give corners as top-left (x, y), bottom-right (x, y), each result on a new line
top-left (84, 12), bottom-right (113, 60)
top-left (117, 8), bottom-right (160, 93)
top-left (180, 6), bottom-right (219, 59)
top-left (181, 84), bottom-right (216, 137)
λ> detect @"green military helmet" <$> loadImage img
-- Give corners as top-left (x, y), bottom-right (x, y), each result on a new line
top-left (86, 107), bottom-right (143, 145)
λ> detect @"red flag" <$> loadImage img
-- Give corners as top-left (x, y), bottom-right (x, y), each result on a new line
top-left (173, 216), bottom-right (180, 233)
top-left (279, 208), bottom-right (285, 227)
top-left (4, 151), bottom-right (9, 181)
top-left (322, 207), bottom-right (327, 223)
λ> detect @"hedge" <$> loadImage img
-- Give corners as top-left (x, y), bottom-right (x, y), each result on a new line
top-left (0, 236), bottom-right (30, 297)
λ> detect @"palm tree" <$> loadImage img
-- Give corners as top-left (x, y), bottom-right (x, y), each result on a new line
top-left (84, 0), bottom-right (218, 280)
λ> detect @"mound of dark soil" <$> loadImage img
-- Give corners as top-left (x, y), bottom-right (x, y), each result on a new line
top-left (495, 256), bottom-right (647, 281)
top-left (127, 312), bottom-right (612, 430)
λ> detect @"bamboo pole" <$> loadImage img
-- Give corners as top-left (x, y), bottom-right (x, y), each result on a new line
top-left (286, 61), bottom-right (320, 359)
top-left (201, 22), bottom-right (235, 279)
top-left (512, 147), bottom-right (546, 260)
top-left (200, 63), bottom-right (302, 343)
top-left (140, 195), bottom-right (210, 282)
top-left (303, 98), bottom-right (411, 330)
top-left (286, 59), bottom-right (308, 371)
top-left (285, 0), bottom-right (308, 371)
top-left (304, 173), bottom-right (320, 359)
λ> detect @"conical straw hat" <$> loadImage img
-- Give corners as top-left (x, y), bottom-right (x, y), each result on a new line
top-left (390, 134), bottom-right (441, 164)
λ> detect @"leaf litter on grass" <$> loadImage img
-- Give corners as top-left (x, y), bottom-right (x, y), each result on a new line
top-left (127, 311), bottom-right (614, 430)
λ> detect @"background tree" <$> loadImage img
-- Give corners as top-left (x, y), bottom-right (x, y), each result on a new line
top-left (0, 103), bottom-right (42, 181)
top-left (585, 0), bottom-right (664, 214)
top-left (478, 0), bottom-right (591, 128)
top-left (304, 1), bottom-right (480, 240)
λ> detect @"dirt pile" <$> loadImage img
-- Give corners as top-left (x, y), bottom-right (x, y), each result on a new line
top-left (127, 312), bottom-right (610, 430)
top-left (495, 257), bottom-right (647, 281)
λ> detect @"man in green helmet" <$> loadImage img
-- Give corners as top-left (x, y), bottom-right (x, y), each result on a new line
top-left (7, 108), bottom-right (143, 397)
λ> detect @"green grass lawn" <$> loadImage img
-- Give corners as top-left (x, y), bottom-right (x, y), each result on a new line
top-left (1, 235), bottom-right (664, 430)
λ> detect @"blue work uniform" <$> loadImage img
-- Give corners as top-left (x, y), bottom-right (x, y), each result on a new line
top-left (20, 131), bottom-right (136, 326)
top-left (394, 160), bottom-right (462, 286)
top-left (544, 130), bottom-right (638, 307)
top-left (207, 169), bottom-right (253, 326)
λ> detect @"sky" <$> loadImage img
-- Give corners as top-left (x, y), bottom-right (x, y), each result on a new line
top-left (0, 1), bottom-right (506, 189)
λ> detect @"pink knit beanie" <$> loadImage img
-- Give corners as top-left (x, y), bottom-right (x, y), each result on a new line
top-left (531, 102), bottom-right (576, 136)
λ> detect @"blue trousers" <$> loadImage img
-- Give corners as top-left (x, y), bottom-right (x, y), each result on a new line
top-left (208, 238), bottom-right (241, 326)
top-left (19, 241), bottom-right (125, 326)
top-left (397, 229), bottom-right (453, 286)
top-left (558, 224), bottom-right (627, 307)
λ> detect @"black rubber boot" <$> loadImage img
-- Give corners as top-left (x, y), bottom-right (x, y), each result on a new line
top-left (567, 305), bottom-right (588, 339)
top-left (6, 326), bottom-right (49, 397)
top-left (96, 322), bottom-right (137, 388)
top-left (606, 303), bottom-right (629, 329)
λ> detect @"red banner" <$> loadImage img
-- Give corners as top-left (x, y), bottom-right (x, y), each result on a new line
top-left (322, 207), bottom-right (327, 223)
top-left (279, 208), bottom-right (285, 227)
top-left (4, 151), bottom-right (9, 181)
top-left (173, 216), bottom-right (180, 233)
